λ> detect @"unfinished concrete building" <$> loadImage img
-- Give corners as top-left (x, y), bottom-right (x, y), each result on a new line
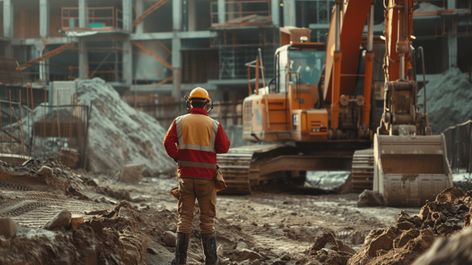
top-left (0, 0), bottom-right (471, 106)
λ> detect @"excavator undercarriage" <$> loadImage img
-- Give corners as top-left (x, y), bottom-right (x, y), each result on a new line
top-left (218, 141), bottom-right (369, 194)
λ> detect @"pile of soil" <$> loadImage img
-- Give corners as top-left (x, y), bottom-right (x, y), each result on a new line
top-left (418, 68), bottom-right (472, 133)
top-left (348, 187), bottom-right (472, 265)
top-left (74, 78), bottom-right (175, 175)
top-left (0, 201), bottom-right (175, 265)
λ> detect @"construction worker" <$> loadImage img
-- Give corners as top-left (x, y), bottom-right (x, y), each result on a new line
top-left (163, 87), bottom-right (230, 265)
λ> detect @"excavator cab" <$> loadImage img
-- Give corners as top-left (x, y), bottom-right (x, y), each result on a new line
top-left (243, 37), bottom-right (328, 143)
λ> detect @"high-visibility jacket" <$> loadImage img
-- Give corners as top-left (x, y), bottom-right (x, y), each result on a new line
top-left (163, 107), bottom-right (230, 179)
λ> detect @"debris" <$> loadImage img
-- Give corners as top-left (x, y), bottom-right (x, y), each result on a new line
top-left (0, 217), bottom-right (17, 239)
top-left (237, 248), bottom-right (264, 261)
top-left (357, 190), bottom-right (384, 207)
top-left (418, 68), bottom-right (472, 133)
top-left (74, 78), bottom-right (175, 175)
top-left (118, 163), bottom-right (145, 183)
top-left (70, 215), bottom-right (84, 230)
top-left (412, 227), bottom-right (472, 265)
top-left (162, 230), bottom-right (177, 247)
top-left (348, 187), bottom-right (472, 265)
top-left (44, 210), bottom-right (72, 230)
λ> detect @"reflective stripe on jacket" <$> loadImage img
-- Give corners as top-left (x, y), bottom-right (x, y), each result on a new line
top-left (163, 107), bottom-right (230, 179)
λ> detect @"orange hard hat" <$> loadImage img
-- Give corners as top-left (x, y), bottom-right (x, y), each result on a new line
top-left (188, 87), bottom-right (211, 102)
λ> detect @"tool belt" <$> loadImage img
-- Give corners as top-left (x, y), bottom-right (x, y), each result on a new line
top-left (215, 165), bottom-right (227, 192)
top-left (169, 164), bottom-right (226, 199)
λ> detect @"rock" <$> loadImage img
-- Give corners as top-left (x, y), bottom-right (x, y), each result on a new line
top-left (44, 210), bottom-right (72, 230)
top-left (435, 187), bottom-right (465, 203)
top-left (218, 257), bottom-right (231, 265)
top-left (162, 231), bottom-right (176, 247)
top-left (393, 229), bottom-right (420, 249)
top-left (237, 248), bottom-right (264, 261)
top-left (217, 244), bottom-right (224, 257)
top-left (310, 230), bottom-right (337, 251)
top-left (147, 247), bottom-right (158, 255)
top-left (357, 190), bottom-right (384, 207)
top-left (0, 218), bottom-right (16, 239)
top-left (118, 164), bottom-right (145, 183)
top-left (236, 241), bottom-right (248, 250)
top-left (366, 227), bottom-right (399, 257)
top-left (350, 230), bottom-right (365, 245)
top-left (37, 165), bottom-right (54, 178)
top-left (413, 227), bottom-right (472, 265)
top-left (397, 221), bottom-right (416, 231)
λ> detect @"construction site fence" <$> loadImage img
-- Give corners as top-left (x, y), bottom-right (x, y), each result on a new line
top-left (30, 104), bottom-right (91, 169)
top-left (0, 100), bottom-right (32, 156)
top-left (443, 120), bottom-right (472, 173)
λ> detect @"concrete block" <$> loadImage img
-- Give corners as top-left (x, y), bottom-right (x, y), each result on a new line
top-left (0, 217), bottom-right (16, 239)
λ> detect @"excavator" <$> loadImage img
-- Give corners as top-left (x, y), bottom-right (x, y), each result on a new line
top-left (218, 0), bottom-right (452, 206)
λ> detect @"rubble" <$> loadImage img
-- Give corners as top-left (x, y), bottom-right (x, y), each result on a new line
top-left (418, 67), bottom-right (472, 133)
top-left (43, 210), bottom-right (72, 231)
top-left (357, 190), bottom-right (384, 207)
top-left (348, 187), bottom-right (472, 265)
top-left (412, 227), bottom-right (472, 265)
top-left (0, 217), bottom-right (17, 239)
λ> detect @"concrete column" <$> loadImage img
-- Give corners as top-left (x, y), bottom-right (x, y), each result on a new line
top-left (271, 0), bottom-right (280, 26)
top-left (172, 38), bottom-right (181, 99)
top-left (448, 0), bottom-right (457, 68)
top-left (79, 0), bottom-right (88, 28)
top-left (135, 0), bottom-right (144, 34)
top-left (218, 0), bottom-right (226, 24)
top-left (173, 0), bottom-right (182, 31)
top-left (122, 0), bottom-right (133, 32)
top-left (172, 0), bottom-right (182, 99)
top-left (283, 0), bottom-right (296, 26)
top-left (3, 0), bottom-right (13, 38)
top-left (122, 41), bottom-right (133, 84)
top-left (2, 0), bottom-right (13, 56)
top-left (188, 0), bottom-right (197, 31)
top-left (78, 40), bottom-right (88, 79)
top-left (40, 0), bottom-right (50, 38)
top-left (34, 43), bottom-right (49, 81)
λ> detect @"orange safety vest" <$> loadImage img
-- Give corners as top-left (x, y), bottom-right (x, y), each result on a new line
top-left (175, 113), bottom-right (219, 169)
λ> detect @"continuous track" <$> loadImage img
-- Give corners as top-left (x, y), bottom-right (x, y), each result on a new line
top-left (350, 149), bottom-right (374, 192)
top-left (0, 180), bottom-right (107, 228)
top-left (218, 143), bottom-right (360, 195)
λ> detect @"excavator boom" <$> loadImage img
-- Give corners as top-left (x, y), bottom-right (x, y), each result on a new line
top-left (373, 0), bottom-right (452, 206)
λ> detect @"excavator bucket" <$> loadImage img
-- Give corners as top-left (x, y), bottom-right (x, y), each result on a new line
top-left (373, 134), bottom-right (453, 206)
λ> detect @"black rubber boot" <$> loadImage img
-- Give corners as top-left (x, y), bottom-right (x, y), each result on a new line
top-left (201, 233), bottom-right (218, 265)
top-left (171, 232), bottom-right (189, 265)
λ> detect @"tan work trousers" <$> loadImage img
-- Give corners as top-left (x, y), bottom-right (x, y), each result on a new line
top-left (177, 177), bottom-right (217, 234)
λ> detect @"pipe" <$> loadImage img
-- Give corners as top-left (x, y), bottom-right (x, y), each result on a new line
top-left (258, 48), bottom-right (266, 88)
top-left (418, 46), bottom-right (427, 115)
top-left (362, 2), bottom-right (375, 129)
top-left (335, 0), bottom-right (341, 52)
top-left (399, 54), bottom-right (405, 80)
top-left (367, 3), bottom-right (374, 52)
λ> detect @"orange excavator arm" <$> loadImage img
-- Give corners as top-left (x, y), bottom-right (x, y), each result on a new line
top-left (384, 0), bottom-right (415, 82)
top-left (323, 0), bottom-right (374, 130)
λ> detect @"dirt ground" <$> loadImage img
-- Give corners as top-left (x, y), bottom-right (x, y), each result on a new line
top-left (2, 160), bottom-right (470, 265)
top-left (99, 175), bottom-right (417, 264)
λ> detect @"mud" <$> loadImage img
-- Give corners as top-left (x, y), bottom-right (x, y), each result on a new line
top-left (2, 157), bottom-right (471, 265)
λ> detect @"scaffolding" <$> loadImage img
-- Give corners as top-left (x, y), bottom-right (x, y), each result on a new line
top-left (210, 0), bottom-right (271, 25)
top-left (213, 27), bottom-right (277, 80)
top-left (61, 7), bottom-right (123, 31)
